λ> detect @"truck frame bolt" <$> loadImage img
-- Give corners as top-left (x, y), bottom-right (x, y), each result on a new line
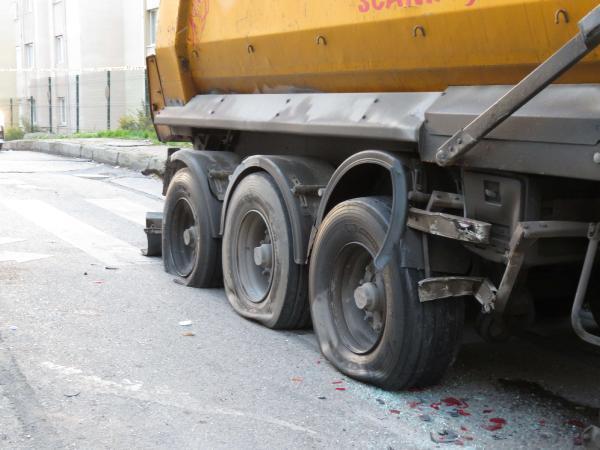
top-left (594, 152), bottom-right (600, 164)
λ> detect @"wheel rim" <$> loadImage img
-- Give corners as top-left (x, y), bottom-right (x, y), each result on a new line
top-left (169, 197), bottom-right (197, 278)
top-left (330, 243), bottom-right (386, 354)
top-left (235, 210), bottom-right (274, 303)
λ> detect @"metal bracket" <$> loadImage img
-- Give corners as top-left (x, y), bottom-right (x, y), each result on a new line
top-left (418, 277), bottom-right (497, 313)
top-left (408, 208), bottom-right (491, 245)
top-left (571, 223), bottom-right (600, 347)
top-left (435, 5), bottom-right (600, 167)
top-left (495, 221), bottom-right (591, 315)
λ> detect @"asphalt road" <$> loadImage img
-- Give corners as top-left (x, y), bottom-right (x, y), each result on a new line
top-left (0, 150), bottom-right (599, 449)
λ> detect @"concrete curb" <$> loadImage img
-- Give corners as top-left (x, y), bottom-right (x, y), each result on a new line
top-left (3, 139), bottom-right (168, 176)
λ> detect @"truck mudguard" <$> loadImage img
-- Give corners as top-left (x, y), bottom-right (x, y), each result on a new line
top-left (220, 155), bottom-right (334, 265)
top-left (310, 151), bottom-right (409, 271)
top-left (169, 149), bottom-right (240, 239)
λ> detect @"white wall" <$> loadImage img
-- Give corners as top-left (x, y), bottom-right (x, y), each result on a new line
top-left (0, 0), bottom-right (17, 128)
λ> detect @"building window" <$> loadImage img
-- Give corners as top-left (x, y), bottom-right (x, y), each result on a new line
top-left (58, 97), bottom-right (67, 125)
top-left (54, 35), bottom-right (64, 65)
top-left (26, 0), bottom-right (33, 13)
top-left (11, 1), bottom-right (18, 20)
top-left (28, 97), bottom-right (37, 128)
top-left (148, 9), bottom-right (158, 46)
top-left (24, 43), bottom-right (34, 68)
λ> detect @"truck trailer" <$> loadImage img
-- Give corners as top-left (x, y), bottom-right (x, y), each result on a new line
top-left (146, 0), bottom-right (600, 390)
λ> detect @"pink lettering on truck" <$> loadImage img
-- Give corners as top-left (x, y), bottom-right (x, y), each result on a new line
top-left (359, 0), bottom-right (476, 13)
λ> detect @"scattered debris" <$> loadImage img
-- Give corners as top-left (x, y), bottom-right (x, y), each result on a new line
top-left (105, 266), bottom-right (119, 271)
top-left (64, 390), bottom-right (80, 398)
top-left (408, 401), bottom-right (423, 409)
top-left (335, 387), bottom-right (347, 391)
top-left (583, 425), bottom-right (600, 448)
top-left (332, 380), bottom-right (344, 385)
top-left (566, 419), bottom-right (587, 429)
top-left (443, 397), bottom-right (469, 408)
top-left (483, 409), bottom-right (493, 414)
top-left (182, 332), bottom-right (196, 337)
top-left (376, 399), bottom-right (386, 405)
top-left (389, 410), bottom-right (401, 415)
top-left (318, 396), bottom-right (327, 400)
top-left (430, 430), bottom-right (459, 444)
top-left (291, 376), bottom-right (304, 383)
top-left (9, 326), bottom-right (17, 331)
top-left (83, 272), bottom-right (88, 276)
top-left (419, 414), bottom-right (432, 423)
top-left (179, 320), bottom-right (193, 327)
top-left (484, 418), bottom-right (507, 432)
top-left (93, 280), bottom-right (105, 285)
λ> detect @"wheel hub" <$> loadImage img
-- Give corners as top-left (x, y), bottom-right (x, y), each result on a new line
top-left (183, 226), bottom-right (197, 247)
top-left (354, 282), bottom-right (381, 311)
top-left (168, 198), bottom-right (198, 278)
top-left (235, 210), bottom-right (275, 303)
top-left (254, 243), bottom-right (273, 268)
top-left (330, 244), bottom-right (387, 354)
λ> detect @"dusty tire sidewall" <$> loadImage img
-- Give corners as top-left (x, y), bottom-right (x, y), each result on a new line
top-left (309, 198), bottom-right (420, 384)
top-left (162, 168), bottom-right (213, 284)
top-left (222, 173), bottom-right (293, 328)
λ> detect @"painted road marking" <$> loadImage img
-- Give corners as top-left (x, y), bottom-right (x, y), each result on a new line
top-left (0, 251), bottom-right (50, 263)
top-left (0, 237), bottom-right (50, 263)
top-left (3, 200), bottom-right (151, 267)
top-left (0, 238), bottom-right (25, 245)
top-left (85, 197), bottom-right (154, 227)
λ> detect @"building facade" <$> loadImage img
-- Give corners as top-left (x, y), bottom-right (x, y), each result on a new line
top-left (0, 2), bottom-right (17, 129)
top-left (8, 0), bottom-right (159, 134)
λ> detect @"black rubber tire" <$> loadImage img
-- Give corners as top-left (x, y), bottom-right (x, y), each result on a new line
top-left (163, 168), bottom-right (222, 288)
top-left (309, 197), bottom-right (464, 390)
top-left (222, 172), bottom-right (310, 329)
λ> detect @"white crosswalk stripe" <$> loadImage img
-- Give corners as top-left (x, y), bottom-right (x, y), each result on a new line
top-left (85, 197), bottom-right (157, 227)
top-left (0, 251), bottom-right (51, 263)
top-left (2, 200), bottom-right (152, 267)
top-left (0, 237), bottom-right (25, 245)
top-left (0, 237), bottom-right (50, 263)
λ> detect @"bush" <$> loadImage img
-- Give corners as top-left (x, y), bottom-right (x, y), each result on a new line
top-left (118, 105), bottom-right (153, 132)
top-left (4, 127), bottom-right (25, 141)
top-left (19, 116), bottom-right (38, 133)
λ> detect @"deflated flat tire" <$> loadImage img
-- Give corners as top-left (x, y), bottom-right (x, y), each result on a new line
top-left (222, 172), bottom-right (310, 329)
top-left (309, 196), bottom-right (464, 390)
top-left (163, 168), bottom-right (222, 288)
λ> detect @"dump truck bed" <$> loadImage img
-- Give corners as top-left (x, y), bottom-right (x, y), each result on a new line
top-left (155, 0), bottom-right (600, 104)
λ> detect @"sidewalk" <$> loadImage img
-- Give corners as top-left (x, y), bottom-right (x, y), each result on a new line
top-left (3, 138), bottom-right (170, 176)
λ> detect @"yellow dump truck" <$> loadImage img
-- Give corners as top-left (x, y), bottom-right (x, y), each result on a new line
top-left (146, 0), bottom-right (600, 390)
